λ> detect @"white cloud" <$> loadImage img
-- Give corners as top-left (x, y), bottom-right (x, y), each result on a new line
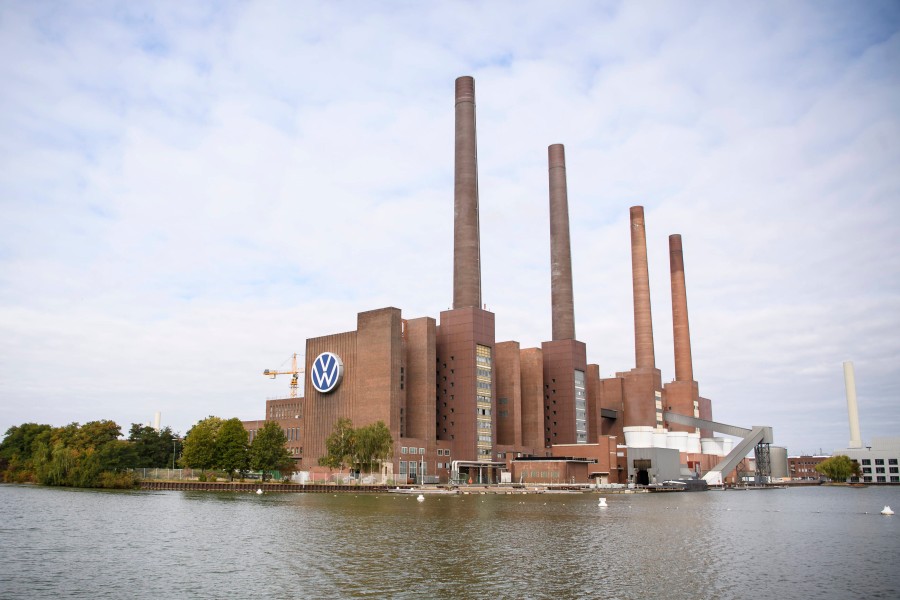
top-left (1, 1), bottom-right (898, 455)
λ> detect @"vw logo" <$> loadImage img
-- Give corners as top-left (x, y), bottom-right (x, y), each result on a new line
top-left (311, 352), bottom-right (344, 393)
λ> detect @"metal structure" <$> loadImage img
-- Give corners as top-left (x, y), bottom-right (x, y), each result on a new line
top-left (754, 442), bottom-right (771, 485)
top-left (662, 411), bottom-right (774, 485)
top-left (263, 353), bottom-right (304, 398)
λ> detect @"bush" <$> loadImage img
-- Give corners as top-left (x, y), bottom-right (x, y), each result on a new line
top-left (96, 471), bottom-right (139, 489)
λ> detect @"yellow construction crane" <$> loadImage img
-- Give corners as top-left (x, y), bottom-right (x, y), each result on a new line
top-left (263, 353), bottom-right (304, 398)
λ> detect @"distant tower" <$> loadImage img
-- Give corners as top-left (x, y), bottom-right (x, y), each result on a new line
top-left (843, 361), bottom-right (863, 449)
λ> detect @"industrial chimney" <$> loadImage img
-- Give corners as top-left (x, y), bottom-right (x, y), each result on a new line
top-left (548, 144), bottom-right (575, 341)
top-left (453, 76), bottom-right (482, 309)
top-left (630, 206), bottom-right (656, 369)
top-left (843, 361), bottom-right (863, 449)
top-left (669, 234), bottom-right (693, 382)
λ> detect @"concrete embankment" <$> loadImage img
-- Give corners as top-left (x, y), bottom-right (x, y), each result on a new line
top-left (140, 481), bottom-right (640, 494)
top-left (140, 481), bottom-right (392, 493)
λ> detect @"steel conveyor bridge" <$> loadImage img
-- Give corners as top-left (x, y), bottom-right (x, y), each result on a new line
top-left (662, 411), bottom-right (774, 485)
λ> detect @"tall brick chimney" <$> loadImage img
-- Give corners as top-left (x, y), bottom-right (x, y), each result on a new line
top-left (630, 206), bottom-right (655, 369)
top-left (669, 234), bottom-right (693, 382)
top-left (548, 144), bottom-right (575, 341)
top-left (453, 76), bottom-right (481, 309)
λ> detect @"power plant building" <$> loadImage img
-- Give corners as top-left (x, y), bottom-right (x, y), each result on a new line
top-left (246, 76), bottom-right (745, 486)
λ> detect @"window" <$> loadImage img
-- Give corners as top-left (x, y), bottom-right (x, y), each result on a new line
top-left (863, 467), bottom-right (872, 473)
top-left (890, 467), bottom-right (898, 474)
top-left (399, 461), bottom-right (407, 475)
top-left (875, 459), bottom-right (884, 465)
top-left (401, 447), bottom-right (407, 454)
top-left (862, 459), bottom-right (871, 465)
top-left (889, 459), bottom-right (898, 465)
top-left (864, 476), bottom-right (872, 482)
top-left (877, 476), bottom-right (886, 483)
top-left (419, 448), bottom-right (425, 455)
top-left (892, 477), bottom-right (899, 483)
top-left (876, 467), bottom-right (885, 473)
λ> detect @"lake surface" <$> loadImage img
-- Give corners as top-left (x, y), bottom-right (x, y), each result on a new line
top-left (1, 484), bottom-right (898, 599)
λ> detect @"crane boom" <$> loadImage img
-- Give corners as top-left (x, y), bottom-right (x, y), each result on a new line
top-left (263, 353), bottom-right (303, 398)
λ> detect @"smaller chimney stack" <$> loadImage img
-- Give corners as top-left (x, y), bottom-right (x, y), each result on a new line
top-left (669, 234), bottom-right (693, 382)
top-left (630, 206), bottom-right (656, 369)
top-left (548, 144), bottom-right (576, 341)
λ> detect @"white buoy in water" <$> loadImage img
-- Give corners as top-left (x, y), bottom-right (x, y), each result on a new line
top-left (256, 489), bottom-right (263, 495)
top-left (881, 506), bottom-right (894, 515)
top-left (598, 497), bottom-right (608, 507)
top-left (417, 494), bottom-right (425, 502)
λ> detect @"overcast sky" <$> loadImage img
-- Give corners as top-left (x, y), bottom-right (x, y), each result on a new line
top-left (2, 1), bottom-right (898, 456)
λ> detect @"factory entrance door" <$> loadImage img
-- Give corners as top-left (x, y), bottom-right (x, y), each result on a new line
top-left (634, 459), bottom-right (651, 486)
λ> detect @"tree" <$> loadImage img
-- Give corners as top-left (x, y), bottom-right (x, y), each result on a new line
top-left (216, 418), bottom-right (249, 481)
top-left (180, 416), bottom-right (222, 474)
top-left (1, 423), bottom-right (52, 481)
top-left (319, 418), bottom-right (355, 475)
top-left (128, 424), bottom-right (176, 468)
top-left (352, 421), bottom-right (394, 475)
top-left (249, 421), bottom-right (294, 482)
top-left (25, 420), bottom-right (137, 489)
top-left (1, 423), bottom-right (52, 462)
top-left (815, 455), bottom-right (861, 482)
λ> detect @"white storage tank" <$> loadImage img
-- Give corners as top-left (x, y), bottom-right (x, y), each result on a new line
top-left (666, 431), bottom-right (689, 452)
top-left (623, 426), bottom-right (654, 448)
top-left (653, 429), bottom-right (669, 448)
top-left (721, 438), bottom-right (734, 455)
top-left (701, 437), bottom-right (718, 455)
top-left (714, 437), bottom-right (727, 456)
top-left (687, 432), bottom-right (702, 453)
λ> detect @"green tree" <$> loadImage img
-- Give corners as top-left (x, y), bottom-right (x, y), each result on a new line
top-left (815, 455), bottom-right (861, 482)
top-left (249, 421), bottom-right (294, 482)
top-left (128, 424), bottom-right (177, 468)
top-left (216, 418), bottom-right (249, 481)
top-left (1, 423), bottom-right (52, 481)
top-left (180, 417), bottom-right (223, 475)
top-left (319, 418), bottom-right (355, 476)
top-left (27, 420), bottom-right (136, 489)
top-left (352, 421), bottom-right (394, 475)
top-left (1, 423), bottom-right (53, 462)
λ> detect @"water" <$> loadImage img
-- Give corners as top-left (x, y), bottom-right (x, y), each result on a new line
top-left (1, 484), bottom-right (898, 599)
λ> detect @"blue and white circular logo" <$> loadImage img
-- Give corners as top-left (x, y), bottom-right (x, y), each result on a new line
top-left (311, 352), bottom-right (344, 393)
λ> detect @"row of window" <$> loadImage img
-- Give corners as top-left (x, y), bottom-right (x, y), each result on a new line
top-left (400, 447), bottom-right (453, 457)
top-left (862, 476), bottom-right (900, 483)
top-left (861, 467), bottom-right (898, 474)
top-left (860, 458), bottom-right (898, 465)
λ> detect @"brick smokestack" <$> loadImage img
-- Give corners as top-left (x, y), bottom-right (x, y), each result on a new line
top-left (453, 76), bottom-right (482, 309)
top-left (630, 206), bottom-right (656, 369)
top-left (548, 144), bottom-right (575, 340)
top-left (669, 234), bottom-right (693, 381)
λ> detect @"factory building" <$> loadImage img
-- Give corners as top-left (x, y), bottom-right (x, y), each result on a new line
top-left (246, 76), bottom-right (741, 485)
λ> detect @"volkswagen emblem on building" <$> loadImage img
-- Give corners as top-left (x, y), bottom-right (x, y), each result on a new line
top-left (311, 352), bottom-right (344, 393)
